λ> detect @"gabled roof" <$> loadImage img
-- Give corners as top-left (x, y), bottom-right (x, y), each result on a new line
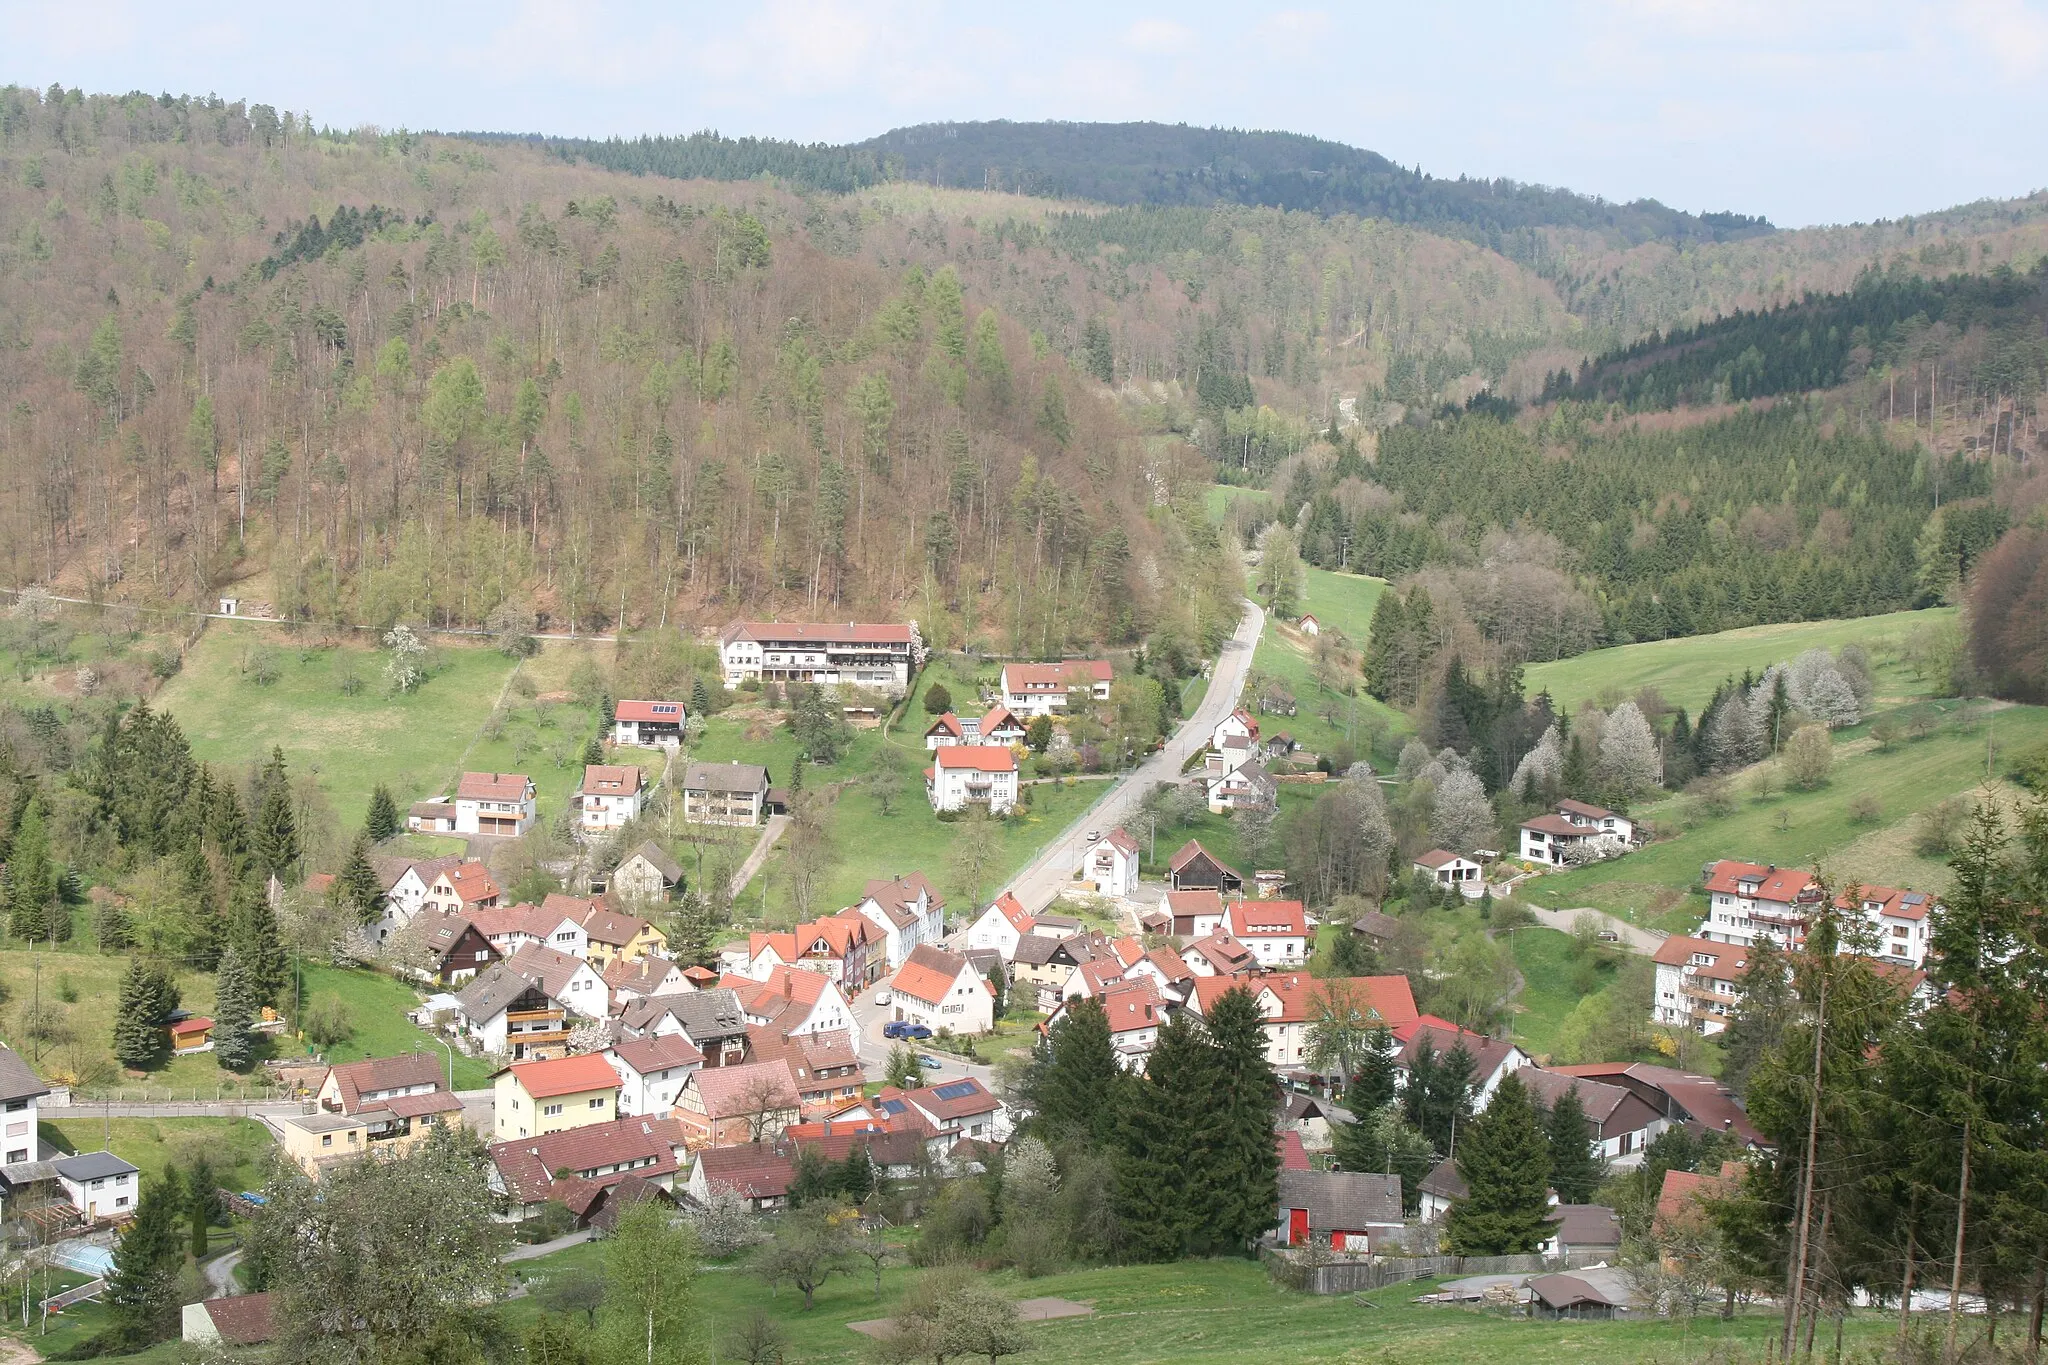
top-left (1096, 979), bottom-right (1168, 1035)
top-left (615, 699), bottom-right (685, 723)
top-left (608, 1034), bottom-right (705, 1076)
top-left (984, 891), bottom-right (1033, 934)
top-left (1551, 1204), bottom-right (1623, 1248)
top-left (323, 1053), bottom-right (442, 1114)
top-left (932, 745), bottom-right (1016, 774)
top-left (721, 967), bottom-right (837, 1022)
top-left (1277, 1129), bottom-right (1310, 1171)
top-left (689, 1059), bottom-right (800, 1119)
top-left (1842, 883), bottom-right (1935, 921)
top-left (1529, 1270), bottom-right (1632, 1311)
top-left (1420, 1156), bottom-right (1468, 1202)
top-left (1278, 1169), bottom-right (1402, 1230)
top-left (860, 871), bottom-right (943, 925)
top-left (465, 900), bottom-right (565, 940)
top-left (457, 771), bottom-right (532, 802)
top-left (1095, 827), bottom-right (1139, 856)
top-left (682, 761), bottom-right (769, 794)
top-left (903, 1076), bottom-right (1000, 1121)
top-left (893, 944), bottom-right (975, 1006)
top-left (1656, 1162), bottom-right (1744, 1227)
top-left (0, 1045), bottom-right (49, 1104)
top-left (1550, 1063), bottom-right (1765, 1147)
top-left (1001, 660), bottom-right (1113, 691)
top-left (506, 1053), bottom-right (619, 1098)
top-left (1414, 849), bottom-right (1465, 869)
top-left (979, 704), bottom-right (1025, 733)
top-left (375, 853), bottom-right (463, 892)
top-left (489, 1115), bottom-right (685, 1204)
top-left (1516, 1068), bottom-right (1639, 1131)
top-left (1652, 935), bottom-right (1749, 982)
top-left (1521, 814), bottom-right (1591, 836)
top-left (452, 961), bottom-right (544, 1023)
top-left (1226, 900), bottom-right (1307, 938)
top-left (925, 713), bottom-right (964, 739)
top-left (1168, 839), bottom-right (1240, 879)
top-left (579, 764), bottom-right (643, 796)
top-left (1163, 888), bottom-right (1224, 921)
top-left (1184, 933), bottom-right (1257, 975)
top-left (1702, 860), bottom-right (1820, 902)
top-left (693, 1143), bottom-right (796, 1199)
top-left (1392, 1020), bottom-right (1519, 1082)
top-left (502, 941), bottom-right (594, 1003)
top-left (1144, 945), bottom-right (1194, 984)
top-left (603, 955), bottom-right (683, 996)
top-left (200, 1293), bottom-right (275, 1346)
top-left (617, 840), bottom-right (684, 884)
top-left (442, 862), bottom-right (502, 905)
top-left (1228, 974), bottom-right (1420, 1027)
top-left (1555, 798), bottom-right (1621, 821)
top-left (1349, 909), bottom-right (1402, 940)
top-left (632, 988), bottom-right (748, 1041)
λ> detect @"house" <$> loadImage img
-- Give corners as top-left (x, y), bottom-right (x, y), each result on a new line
top-left (1652, 935), bottom-right (1749, 1036)
top-left (463, 900), bottom-right (574, 957)
top-left (452, 958), bottom-right (581, 1060)
top-left (371, 854), bottom-right (465, 943)
top-left (493, 1053), bottom-right (622, 1141)
top-left (1182, 933), bottom-right (1258, 978)
top-left (1413, 850), bottom-right (1485, 899)
top-left (421, 860), bottom-right (503, 916)
top-left (1520, 800), bottom-right (1635, 866)
top-left (502, 941), bottom-right (611, 1016)
top-left (1278, 1092), bottom-right (1355, 1151)
top-left (619, 989), bottom-right (750, 1068)
top-left (604, 955), bottom-right (688, 1009)
top-left (1205, 758), bottom-right (1276, 813)
top-left (1045, 979), bottom-right (1170, 1071)
top-left (1211, 706), bottom-right (1259, 752)
top-left (1393, 1019), bottom-right (1530, 1107)
top-left (891, 945), bottom-right (995, 1036)
top-left (1297, 613), bottom-right (1320, 636)
top-left (182, 1292), bottom-right (274, 1348)
top-left (1011, 934), bottom-right (1101, 1013)
top-left (685, 1144), bottom-right (795, 1211)
top-left (1188, 974), bottom-right (1419, 1070)
top-left (722, 967), bottom-right (860, 1052)
top-left (718, 620), bottom-right (923, 694)
top-left (274, 1108), bottom-right (431, 1176)
top-left (1556, 799), bottom-right (1636, 843)
top-left (168, 1015), bottom-right (214, 1054)
top-left (746, 1029), bottom-right (868, 1114)
top-left (1417, 1158), bottom-right (1467, 1221)
top-left (926, 745), bottom-right (1018, 814)
top-left (1028, 911), bottom-right (1082, 939)
top-left (612, 699), bottom-right (687, 747)
top-left (1699, 860), bottom-right (1825, 950)
top-left (1549, 1062), bottom-right (1767, 1148)
top-left (1262, 731), bottom-right (1298, 761)
top-left (674, 1059), bottom-right (802, 1146)
top-left (1349, 909), bottom-right (1402, 946)
top-left (1167, 839), bottom-right (1243, 893)
top-left (1518, 1067), bottom-right (1665, 1166)
top-left (745, 911), bottom-right (881, 988)
top-left (0, 1045), bottom-right (50, 1166)
top-left (1164, 889), bottom-right (1227, 939)
top-left (897, 1077), bottom-right (1009, 1143)
top-left (406, 800), bottom-right (458, 834)
top-left (609, 841), bottom-right (684, 907)
top-left (575, 764), bottom-right (645, 832)
top-left (487, 1115), bottom-right (687, 1220)
top-left (1655, 1161), bottom-right (1745, 1237)
top-left (977, 706), bottom-right (1028, 746)
top-left (1222, 899), bottom-right (1309, 966)
top-left (1078, 828), bottom-right (1140, 897)
top-left (571, 897), bottom-right (668, 969)
top-left (604, 1035), bottom-right (705, 1116)
top-left (1843, 883), bottom-right (1937, 966)
top-left (963, 891), bottom-right (1035, 958)
top-left (1528, 1267), bottom-right (1637, 1319)
top-left (1276, 1169), bottom-right (1403, 1253)
top-left (1541, 1204), bottom-right (1624, 1258)
top-left (853, 872), bottom-right (948, 967)
top-left (998, 660), bottom-right (1113, 717)
top-left (313, 1052), bottom-right (462, 1151)
top-left (455, 772), bottom-right (538, 837)
top-left (1210, 732), bottom-right (1256, 774)
top-left (681, 761), bottom-right (772, 828)
top-left (781, 1120), bottom-right (930, 1182)
top-left (924, 713), bottom-right (965, 749)
top-left (403, 910), bottom-right (496, 985)
top-left (54, 1152), bottom-right (139, 1220)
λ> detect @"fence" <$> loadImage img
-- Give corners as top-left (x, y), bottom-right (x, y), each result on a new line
top-left (1300, 1250), bottom-right (1614, 1296)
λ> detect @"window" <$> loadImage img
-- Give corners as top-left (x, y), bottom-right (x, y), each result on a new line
top-left (322, 1135), bottom-right (333, 1148)
top-left (115, 1196), bottom-right (129, 1209)
top-left (4, 1100), bottom-right (25, 1113)
top-left (588, 1097), bottom-right (605, 1109)
top-left (543, 1103), bottom-right (563, 1117)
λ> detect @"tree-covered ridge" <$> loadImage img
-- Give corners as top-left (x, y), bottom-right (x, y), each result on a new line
top-left (1544, 260), bottom-right (2048, 411)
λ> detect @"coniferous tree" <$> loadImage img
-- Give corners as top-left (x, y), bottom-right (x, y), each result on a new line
top-left (7, 792), bottom-right (53, 941)
top-left (690, 675), bottom-right (712, 717)
top-left (1113, 1013), bottom-right (1212, 1262)
top-left (228, 875), bottom-right (289, 1007)
top-left (1446, 1073), bottom-right (1554, 1255)
top-left (1333, 1103), bottom-right (1436, 1214)
top-left (104, 1175), bottom-right (184, 1344)
top-left (1545, 1084), bottom-right (1604, 1203)
top-left (582, 735), bottom-right (604, 766)
top-left (1027, 997), bottom-right (1122, 1150)
top-left (113, 959), bottom-right (178, 1072)
top-left (1203, 986), bottom-right (1282, 1253)
top-left (336, 832), bottom-right (383, 923)
top-left (1720, 936), bottom-right (1792, 1097)
top-left (252, 747), bottom-right (300, 883)
top-left (1343, 1024), bottom-right (1397, 1117)
top-left (178, 840), bottom-right (225, 969)
top-left (184, 1157), bottom-right (222, 1260)
top-left (364, 784), bottom-right (400, 842)
top-left (211, 946), bottom-right (258, 1071)
top-left (1403, 1037), bottom-right (1476, 1157)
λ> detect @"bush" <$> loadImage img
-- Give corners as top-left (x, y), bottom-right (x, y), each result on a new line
top-left (1912, 796), bottom-right (1972, 858)
top-left (922, 682), bottom-right (952, 715)
top-left (2010, 740), bottom-right (2048, 792)
top-left (1783, 724), bottom-right (1832, 790)
top-left (1848, 793), bottom-right (1883, 826)
top-left (300, 995), bottom-right (354, 1049)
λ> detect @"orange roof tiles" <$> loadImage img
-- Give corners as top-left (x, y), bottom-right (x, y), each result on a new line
top-left (933, 745), bottom-right (1016, 774)
top-left (892, 945), bottom-right (973, 1005)
top-left (508, 1053), bottom-right (619, 1098)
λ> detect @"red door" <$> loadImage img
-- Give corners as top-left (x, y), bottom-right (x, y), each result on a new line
top-left (1288, 1208), bottom-right (1309, 1245)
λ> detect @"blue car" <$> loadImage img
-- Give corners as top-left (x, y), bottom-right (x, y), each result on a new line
top-left (882, 1021), bottom-right (933, 1041)
top-left (917, 1054), bottom-right (944, 1070)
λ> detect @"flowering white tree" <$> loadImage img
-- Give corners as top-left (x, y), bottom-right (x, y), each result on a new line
top-left (1598, 702), bottom-right (1663, 800)
top-left (1430, 768), bottom-right (1496, 854)
top-left (384, 623), bottom-right (428, 693)
top-left (1803, 668), bottom-right (1862, 728)
top-left (1511, 724), bottom-right (1565, 801)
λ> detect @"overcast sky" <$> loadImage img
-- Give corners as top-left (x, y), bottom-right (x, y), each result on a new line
top-left (8, 0), bottom-right (2047, 228)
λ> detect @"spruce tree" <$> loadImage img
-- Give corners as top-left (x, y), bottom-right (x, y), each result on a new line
top-left (227, 875), bottom-right (288, 1008)
top-left (1028, 997), bottom-right (1122, 1150)
top-left (104, 1176), bottom-right (184, 1344)
top-left (582, 735), bottom-right (604, 766)
top-left (1202, 986), bottom-right (1282, 1253)
top-left (7, 792), bottom-right (53, 941)
top-left (184, 1157), bottom-right (222, 1260)
top-left (211, 946), bottom-right (258, 1071)
top-left (1113, 1014), bottom-right (1212, 1261)
top-left (252, 747), bottom-right (299, 883)
top-left (336, 832), bottom-right (383, 923)
top-left (690, 675), bottom-right (711, 717)
top-left (364, 784), bottom-right (400, 842)
top-left (113, 959), bottom-right (177, 1071)
top-left (179, 840), bottom-right (225, 970)
top-left (1545, 1084), bottom-right (1604, 1203)
top-left (1344, 1024), bottom-right (1397, 1116)
top-left (1446, 1073), bottom-right (1554, 1255)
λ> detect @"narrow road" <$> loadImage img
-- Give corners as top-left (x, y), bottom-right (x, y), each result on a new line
top-left (1524, 906), bottom-right (1667, 955)
top-left (727, 814), bottom-right (791, 900)
top-left (847, 980), bottom-right (998, 1089)
top-left (995, 599), bottom-right (1266, 914)
top-left (204, 1249), bottom-right (242, 1298)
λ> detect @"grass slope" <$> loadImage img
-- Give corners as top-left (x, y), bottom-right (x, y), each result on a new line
top-left (1248, 568), bottom-right (1407, 771)
top-left (38, 1117), bottom-right (275, 1195)
top-left (1524, 608), bottom-right (1953, 715)
top-left (295, 964), bottom-right (492, 1090)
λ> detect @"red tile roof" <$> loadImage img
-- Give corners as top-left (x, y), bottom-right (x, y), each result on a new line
top-left (457, 771), bottom-right (532, 802)
top-left (1185, 933), bottom-right (1257, 975)
top-left (989, 891), bottom-right (1033, 933)
top-left (893, 945), bottom-right (974, 1006)
top-left (1164, 889), bottom-right (1224, 921)
top-left (689, 1060), bottom-right (800, 1119)
top-left (903, 1076), bottom-right (1000, 1121)
top-left (507, 1053), bottom-right (619, 1098)
top-left (693, 1143), bottom-right (796, 1199)
top-left (722, 621), bottom-right (916, 645)
top-left (1841, 884), bottom-right (1935, 921)
top-left (1251, 974), bottom-right (1419, 1027)
top-left (933, 745), bottom-right (1016, 774)
top-left (614, 699), bottom-right (685, 722)
top-left (1277, 1129), bottom-right (1311, 1171)
top-left (1227, 900), bottom-right (1307, 938)
top-left (1003, 660), bottom-right (1113, 692)
top-left (489, 1115), bottom-right (685, 1204)
top-left (580, 763), bottom-right (643, 796)
top-left (979, 705), bottom-right (1024, 734)
top-left (925, 713), bottom-right (964, 738)
top-left (1702, 860), bottom-right (1820, 902)
top-left (444, 862), bottom-right (502, 905)
top-left (323, 1052), bottom-right (443, 1114)
top-left (1414, 849), bottom-right (1462, 869)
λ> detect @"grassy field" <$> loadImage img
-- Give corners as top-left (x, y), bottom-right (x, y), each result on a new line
top-left (1135, 788), bottom-right (1317, 880)
top-left (1249, 632), bottom-right (1407, 775)
top-left (1295, 565), bottom-right (1387, 645)
top-left (295, 963), bottom-right (492, 1089)
top-left (38, 1116), bottom-right (276, 1194)
top-left (1508, 927), bottom-right (1587, 1057)
top-left (1524, 608), bottom-right (1954, 715)
top-left (1523, 698), bottom-right (2048, 929)
top-left (502, 1241), bottom-right (1899, 1365)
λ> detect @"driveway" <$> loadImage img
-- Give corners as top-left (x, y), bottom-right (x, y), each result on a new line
top-left (846, 979), bottom-right (997, 1089)
top-left (1525, 906), bottom-right (1667, 955)
top-left (994, 599), bottom-right (1266, 914)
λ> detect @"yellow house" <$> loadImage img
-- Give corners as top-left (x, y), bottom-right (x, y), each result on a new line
top-left (493, 1053), bottom-right (621, 1142)
top-left (572, 898), bottom-right (668, 971)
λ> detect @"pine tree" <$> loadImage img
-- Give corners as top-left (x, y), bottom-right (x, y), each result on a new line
top-left (1545, 1084), bottom-right (1604, 1203)
top-left (228, 875), bottom-right (289, 1008)
top-left (1113, 1014), bottom-right (1211, 1261)
top-left (1446, 1073), bottom-right (1554, 1255)
top-left (7, 792), bottom-right (53, 941)
top-left (113, 959), bottom-right (177, 1072)
top-left (1028, 997), bottom-right (1122, 1150)
top-left (184, 1157), bottom-right (221, 1260)
top-left (179, 840), bottom-right (225, 970)
top-left (252, 747), bottom-right (299, 883)
top-left (1202, 986), bottom-right (1282, 1252)
top-left (583, 735), bottom-right (604, 766)
top-left (211, 946), bottom-right (258, 1071)
top-left (1343, 1024), bottom-right (1397, 1116)
top-left (364, 784), bottom-right (400, 842)
top-left (336, 832), bottom-right (383, 924)
top-left (690, 675), bottom-right (711, 717)
top-left (104, 1176), bottom-right (184, 1343)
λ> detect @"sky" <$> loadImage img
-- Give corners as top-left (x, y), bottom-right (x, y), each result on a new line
top-left (7, 0), bottom-right (2048, 228)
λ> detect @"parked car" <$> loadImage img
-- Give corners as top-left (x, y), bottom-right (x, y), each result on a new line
top-left (1597, 930), bottom-right (1621, 943)
top-left (902, 1023), bottom-right (933, 1040)
top-left (1085, 829), bottom-right (1102, 843)
top-left (917, 1054), bottom-right (944, 1070)
top-left (873, 990), bottom-right (892, 1007)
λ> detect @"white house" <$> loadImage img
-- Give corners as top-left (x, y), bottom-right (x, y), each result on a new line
top-left (575, 764), bottom-right (644, 833)
top-left (1413, 849), bottom-right (1486, 899)
top-left (852, 873), bottom-right (948, 967)
top-left (895, 1077), bottom-right (1012, 1144)
top-left (1222, 899), bottom-right (1309, 965)
top-left (603, 1035), bottom-right (705, 1116)
top-left (0, 1045), bottom-right (50, 1165)
top-left (1078, 828), bottom-right (1141, 897)
top-left (369, 855), bottom-right (463, 946)
top-left (1163, 889), bottom-right (1229, 940)
top-left (1297, 613), bottom-right (1320, 636)
top-left (963, 891), bottom-right (1034, 958)
top-left (923, 713), bottom-right (965, 749)
top-left (997, 660), bottom-right (1113, 717)
top-left (611, 699), bottom-right (686, 747)
top-left (1699, 861), bottom-right (1824, 950)
top-left (926, 746), bottom-right (1018, 814)
top-left (55, 1152), bottom-right (139, 1220)
top-left (454, 772), bottom-right (538, 837)
top-left (976, 706), bottom-right (1029, 746)
top-left (1652, 935), bottom-right (1748, 1036)
top-left (1211, 707), bottom-right (1258, 753)
top-left (1843, 884), bottom-right (1937, 967)
top-left (718, 620), bottom-right (922, 693)
top-left (1205, 758), bottom-right (1276, 814)
top-left (1188, 973), bottom-right (1419, 1070)
top-left (890, 945), bottom-right (995, 1036)
top-left (723, 968), bottom-right (861, 1053)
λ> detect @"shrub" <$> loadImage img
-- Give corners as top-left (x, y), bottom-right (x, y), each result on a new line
top-left (300, 995), bottom-right (354, 1049)
top-left (1782, 724), bottom-right (1832, 790)
top-left (1912, 796), bottom-right (1972, 858)
top-left (1848, 793), bottom-right (1883, 826)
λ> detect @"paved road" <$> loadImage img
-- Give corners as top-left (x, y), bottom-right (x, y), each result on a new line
top-left (994, 598), bottom-right (1266, 914)
top-left (847, 979), bottom-right (998, 1090)
top-left (204, 1248), bottom-right (242, 1299)
top-left (727, 814), bottom-right (791, 901)
top-left (1525, 906), bottom-right (1667, 955)
top-left (503, 1229), bottom-right (594, 1264)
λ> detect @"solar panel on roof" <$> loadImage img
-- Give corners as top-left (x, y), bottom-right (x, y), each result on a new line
top-left (877, 1099), bottom-right (906, 1114)
top-left (933, 1081), bottom-right (978, 1100)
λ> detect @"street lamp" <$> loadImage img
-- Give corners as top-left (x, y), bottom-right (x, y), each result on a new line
top-left (418, 1034), bottom-right (455, 1091)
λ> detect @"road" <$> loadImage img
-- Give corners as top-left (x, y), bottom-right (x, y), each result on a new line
top-left (994, 598), bottom-right (1266, 915)
top-left (846, 979), bottom-right (998, 1091)
top-left (727, 815), bottom-right (791, 901)
top-left (1525, 906), bottom-right (1667, 955)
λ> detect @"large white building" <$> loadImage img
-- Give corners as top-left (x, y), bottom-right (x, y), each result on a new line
top-left (574, 764), bottom-right (644, 832)
top-left (1652, 934), bottom-right (1748, 1035)
top-left (1698, 860), bottom-right (1825, 950)
top-left (997, 661), bottom-right (1113, 717)
top-left (926, 745), bottom-right (1018, 814)
top-left (718, 621), bottom-right (922, 694)
top-left (454, 772), bottom-right (537, 837)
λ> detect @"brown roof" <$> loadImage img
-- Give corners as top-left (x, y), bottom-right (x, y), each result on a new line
top-left (0, 1045), bottom-right (49, 1104)
top-left (1702, 860), bottom-right (1820, 903)
top-left (721, 621), bottom-right (915, 646)
top-left (603, 956), bottom-right (684, 996)
top-left (902, 1077), bottom-right (1000, 1122)
top-left (1167, 839), bottom-right (1241, 882)
top-left (457, 771), bottom-right (532, 802)
top-left (501, 941), bottom-right (593, 1003)
top-left (617, 840), bottom-right (684, 884)
top-left (1278, 1169), bottom-right (1402, 1232)
top-left (573, 897), bottom-right (657, 947)
top-left (323, 1052), bottom-right (443, 1114)
top-left (1393, 1020), bottom-right (1518, 1080)
top-left (689, 1060), bottom-right (800, 1120)
top-left (1549, 1063), bottom-right (1766, 1147)
top-left (375, 853), bottom-right (462, 892)
top-left (489, 1115), bottom-right (686, 1204)
top-left (1350, 910), bottom-right (1402, 940)
top-left (580, 763), bottom-right (643, 796)
top-left (1555, 799), bottom-right (1621, 820)
top-left (683, 761), bottom-right (770, 795)
top-left (1414, 849), bottom-right (1464, 869)
top-left (1185, 933), bottom-right (1256, 975)
top-left (693, 1143), bottom-right (796, 1199)
top-left (1516, 1068), bottom-right (1641, 1135)
top-left (609, 1034), bottom-right (705, 1075)
top-left (1551, 1203), bottom-right (1623, 1249)
top-left (202, 1292), bottom-right (275, 1345)
top-left (1521, 814), bottom-right (1590, 837)
top-left (1420, 1157), bottom-right (1467, 1202)
top-left (1003, 660), bottom-right (1113, 692)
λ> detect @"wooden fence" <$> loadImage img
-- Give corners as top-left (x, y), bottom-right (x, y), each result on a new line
top-left (1300, 1250), bottom-right (1613, 1296)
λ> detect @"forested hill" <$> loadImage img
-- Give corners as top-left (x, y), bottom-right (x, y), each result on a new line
top-left (488, 121), bottom-right (1774, 249)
